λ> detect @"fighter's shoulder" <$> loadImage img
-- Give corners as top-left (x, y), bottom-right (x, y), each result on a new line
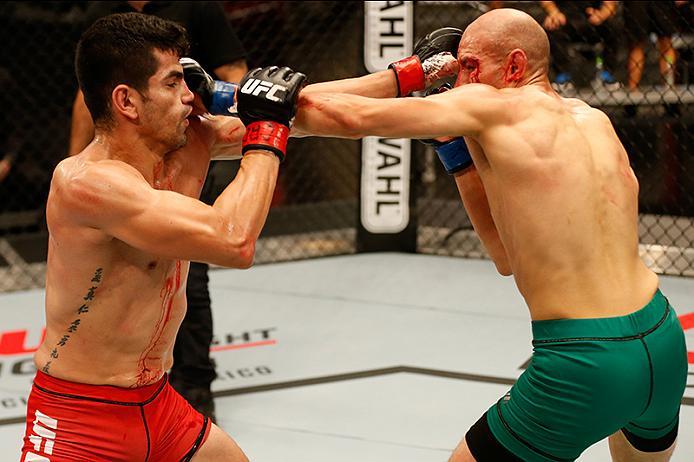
top-left (56, 156), bottom-right (142, 187)
top-left (53, 157), bottom-right (146, 213)
top-left (447, 84), bottom-right (513, 121)
top-left (561, 97), bottom-right (612, 126)
top-left (449, 83), bottom-right (505, 102)
top-left (561, 96), bottom-right (605, 114)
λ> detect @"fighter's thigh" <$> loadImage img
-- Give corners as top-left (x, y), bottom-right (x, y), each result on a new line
top-left (448, 437), bottom-right (477, 462)
top-left (191, 423), bottom-right (249, 462)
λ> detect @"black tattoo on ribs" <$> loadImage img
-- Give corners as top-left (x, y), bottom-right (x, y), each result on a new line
top-left (42, 267), bottom-right (104, 375)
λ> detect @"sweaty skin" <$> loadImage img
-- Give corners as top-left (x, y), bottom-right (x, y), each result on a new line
top-left (294, 10), bottom-right (658, 321)
top-left (35, 51), bottom-right (268, 388)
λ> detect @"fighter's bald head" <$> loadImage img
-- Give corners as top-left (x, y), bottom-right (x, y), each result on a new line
top-left (462, 8), bottom-right (550, 77)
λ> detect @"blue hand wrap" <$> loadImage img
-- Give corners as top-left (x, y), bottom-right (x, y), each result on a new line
top-left (209, 81), bottom-right (237, 116)
top-left (435, 138), bottom-right (473, 174)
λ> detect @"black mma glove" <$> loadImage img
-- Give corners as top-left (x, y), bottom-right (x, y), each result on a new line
top-left (180, 57), bottom-right (237, 116)
top-left (237, 66), bottom-right (307, 162)
top-left (389, 27), bottom-right (462, 97)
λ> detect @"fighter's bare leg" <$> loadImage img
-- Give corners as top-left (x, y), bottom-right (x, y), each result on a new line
top-left (608, 431), bottom-right (676, 462)
top-left (448, 437), bottom-right (477, 462)
top-left (191, 423), bottom-right (249, 462)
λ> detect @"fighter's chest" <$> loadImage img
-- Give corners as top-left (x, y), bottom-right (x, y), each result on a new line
top-left (151, 157), bottom-right (203, 199)
top-left (152, 158), bottom-right (183, 191)
top-left (111, 243), bottom-right (185, 285)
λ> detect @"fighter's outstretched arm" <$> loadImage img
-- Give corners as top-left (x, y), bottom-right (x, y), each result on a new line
top-left (294, 83), bottom-right (504, 141)
top-left (56, 151), bottom-right (278, 268)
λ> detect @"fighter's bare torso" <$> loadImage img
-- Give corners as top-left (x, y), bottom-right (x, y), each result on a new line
top-left (296, 76), bottom-right (658, 321)
top-left (464, 85), bottom-right (658, 319)
top-left (36, 119), bottom-right (213, 388)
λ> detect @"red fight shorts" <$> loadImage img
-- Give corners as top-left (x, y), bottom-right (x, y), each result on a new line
top-left (20, 371), bottom-right (211, 461)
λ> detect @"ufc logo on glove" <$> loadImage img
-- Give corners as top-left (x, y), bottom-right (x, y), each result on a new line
top-left (240, 79), bottom-right (287, 102)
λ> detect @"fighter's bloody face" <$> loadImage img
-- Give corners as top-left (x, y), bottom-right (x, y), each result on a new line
top-left (455, 35), bottom-right (505, 88)
top-left (455, 55), bottom-right (481, 85)
top-left (138, 49), bottom-right (194, 152)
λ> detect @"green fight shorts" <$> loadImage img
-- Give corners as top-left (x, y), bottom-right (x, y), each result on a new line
top-left (466, 289), bottom-right (688, 461)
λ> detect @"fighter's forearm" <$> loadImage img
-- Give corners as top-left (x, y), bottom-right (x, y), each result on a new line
top-left (302, 70), bottom-right (398, 98)
top-left (210, 150), bottom-right (279, 265)
top-left (293, 91), bottom-right (427, 140)
top-left (293, 92), bottom-right (369, 139)
top-left (453, 168), bottom-right (512, 276)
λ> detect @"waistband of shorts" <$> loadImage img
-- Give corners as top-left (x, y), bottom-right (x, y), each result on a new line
top-left (33, 370), bottom-right (168, 405)
top-left (531, 289), bottom-right (670, 343)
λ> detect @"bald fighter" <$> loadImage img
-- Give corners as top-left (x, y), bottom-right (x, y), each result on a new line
top-left (20, 13), bottom-right (304, 461)
top-left (293, 9), bottom-right (688, 462)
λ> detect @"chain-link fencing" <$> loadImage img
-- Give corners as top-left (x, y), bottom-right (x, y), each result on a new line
top-left (0, 1), bottom-right (364, 291)
top-left (0, 2), bottom-right (82, 291)
top-left (226, 1), bottom-right (363, 264)
top-left (0, 1), bottom-right (692, 292)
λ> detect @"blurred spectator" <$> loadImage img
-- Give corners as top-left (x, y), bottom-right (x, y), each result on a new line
top-left (0, 157), bottom-right (10, 183)
top-left (69, 1), bottom-right (248, 422)
top-left (624, 1), bottom-right (689, 91)
top-left (540, 1), bottom-right (620, 93)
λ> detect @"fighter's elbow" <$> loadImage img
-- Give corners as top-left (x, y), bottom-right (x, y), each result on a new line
top-left (212, 220), bottom-right (257, 268)
top-left (487, 246), bottom-right (512, 276)
top-left (223, 235), bottom-right (256, 269)
top-left (495, 263), bottom-right (513, 277)
top-left (484, 241), bottom-right (512, 276)
top-left (492, 257), bottom-right (513, 276)
top-left (235, 240), bottom-right (256, 269)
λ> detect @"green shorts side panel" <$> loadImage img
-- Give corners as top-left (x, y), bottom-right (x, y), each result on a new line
top-left (625, 310), bottom-right (688, 439)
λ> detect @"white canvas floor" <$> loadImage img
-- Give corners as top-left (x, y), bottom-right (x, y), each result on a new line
top-left (1, 253), bottom-right (693, 461)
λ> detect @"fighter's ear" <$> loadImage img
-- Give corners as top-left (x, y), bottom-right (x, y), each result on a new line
top-left (504, 49), bottom-right (527, 84)
top-left (111, 84), bottom-right (141, 122)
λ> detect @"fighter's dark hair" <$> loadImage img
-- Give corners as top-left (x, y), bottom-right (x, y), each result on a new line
top-left (75, 12), bottom-right (190, 126)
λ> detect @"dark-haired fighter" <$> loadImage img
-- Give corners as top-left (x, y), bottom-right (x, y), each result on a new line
top-left (20, 13), bottom-right (304, 462)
